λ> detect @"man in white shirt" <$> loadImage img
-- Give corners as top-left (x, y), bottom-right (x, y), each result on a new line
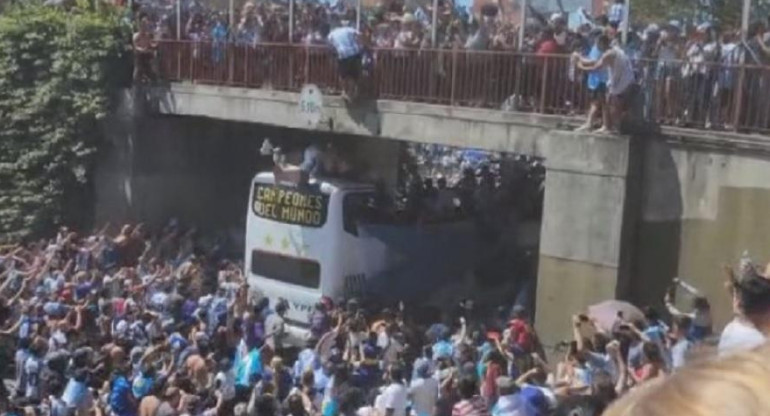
top-left (377, 366), bottom-right (408, 416)
top-left (718, 262), bottom-right (770, 356)
top-left (408, 363), bottom-right (438, 416)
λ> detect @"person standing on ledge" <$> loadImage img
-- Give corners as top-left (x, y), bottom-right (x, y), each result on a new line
top-left (572, 34), bottom-right (636, 134)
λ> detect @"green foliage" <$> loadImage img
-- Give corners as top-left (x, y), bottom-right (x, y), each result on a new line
top-left (630, 0), bottom-right (698, 24)
top-left (0, 1), bottom-right (131, 242)
top-left (631, 0), bottom-right (770, 28)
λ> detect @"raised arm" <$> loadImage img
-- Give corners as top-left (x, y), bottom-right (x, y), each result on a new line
top-left (315, 327), bottom-right (338, 355)
top-left (247, 384), bottom-right (259, 416)
top-left (73, 304), bottom-right (85, 332)
top-left (575, 50), bottom-right (610, 71)
top-left (572, 315), bottom-right (586, 352)
top-left (33, 253), bottom-right (56, 282)
top-left (607, 340), bottom-right (627, 393)
top-left (628, 323), bottom-right (651, 343)
top-left (139, 341), bottom-right (168, 367)
top-left (664, 292), bottom-right (693, 319)
top-left (1, 315), bottom-right (23, 336)
top-left (755, 34), bottom-right (770, 55)
top-left (453, 316), bottom-right (467, 346)
top-left (494, 337), bottom-right (515, 363)
top-left (515, 367), bottom-right (540, 386)
top-left (8, 278), bottom-right (30, 305)
top-left (0, 270), bottom-right (15, 293)
top-left (62, 259), bottom-right (74, 279)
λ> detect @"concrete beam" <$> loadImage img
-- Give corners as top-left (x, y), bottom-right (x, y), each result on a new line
top-left (152, 84), bottom-right (629, 176)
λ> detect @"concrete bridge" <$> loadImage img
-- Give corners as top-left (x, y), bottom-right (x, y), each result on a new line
top-left (98, 78), bottom-right (770, 344)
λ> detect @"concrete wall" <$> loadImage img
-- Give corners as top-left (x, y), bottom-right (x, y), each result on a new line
top-left (535, 132), bottom-right (636, 344)
top-left (631, 134), bottom-right (770, 329)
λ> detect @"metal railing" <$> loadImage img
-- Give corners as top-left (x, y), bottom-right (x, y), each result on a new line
top-left (155, 40), bottom-right (770, 135)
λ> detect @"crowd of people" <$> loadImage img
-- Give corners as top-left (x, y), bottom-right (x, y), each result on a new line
top-left (2, 213), bottom-right (770, 416)
top-left (129, 0), bottom-right (770, 130)
top-left (395, 148), bottom-right (544, 226)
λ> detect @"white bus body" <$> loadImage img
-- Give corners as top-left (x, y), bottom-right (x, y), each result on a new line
top-left (245, 172), bottom-right (524, 342)
top-left (245, 172), bottom-right (390, 341)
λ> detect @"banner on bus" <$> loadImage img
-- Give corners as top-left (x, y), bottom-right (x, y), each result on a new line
top-left (252, 183), bottom-right (329, 227)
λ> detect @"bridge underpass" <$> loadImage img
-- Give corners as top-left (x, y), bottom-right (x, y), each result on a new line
top-left (99, 84), bottom-right (770, 345)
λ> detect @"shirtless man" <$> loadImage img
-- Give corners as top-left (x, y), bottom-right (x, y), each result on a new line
top-left (573, 35), bottom-right (636, 133)
top-left (133, 14), bottom-right (157, 83)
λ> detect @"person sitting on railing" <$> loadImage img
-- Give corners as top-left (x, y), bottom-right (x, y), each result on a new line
top-left (327, 18), bottom-right (364, 101)
top-left (573, 34), bottom-right (636, 134)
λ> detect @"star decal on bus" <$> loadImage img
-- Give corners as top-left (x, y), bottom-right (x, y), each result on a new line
top-left (264, 234), bottom-right (274, 247)
top-left (281, 236), bottom-right (290, 251)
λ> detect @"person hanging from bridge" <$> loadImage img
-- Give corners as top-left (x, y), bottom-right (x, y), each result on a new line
top-left (327, 18), bottom-right (364, 102)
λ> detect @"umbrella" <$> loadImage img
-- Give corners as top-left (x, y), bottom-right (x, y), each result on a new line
top-left (587, 300), bottom-right (643, 333)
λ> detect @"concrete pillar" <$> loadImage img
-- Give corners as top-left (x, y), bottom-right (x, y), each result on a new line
top-left (534, 131), bottom-right (638, 346)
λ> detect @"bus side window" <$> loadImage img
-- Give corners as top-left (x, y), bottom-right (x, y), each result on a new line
top-left (342, 193), bottom-right (374, 236)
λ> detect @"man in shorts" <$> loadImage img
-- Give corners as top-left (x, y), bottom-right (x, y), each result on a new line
top-left (573, 35), bottom-right (636, 133)
top-left (576, 30), bottom-right (609, 132)
top-left (327, 20), bottom-right (363, 101)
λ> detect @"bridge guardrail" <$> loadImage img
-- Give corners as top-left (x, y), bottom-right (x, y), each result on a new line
top-left (155, 40), bottom-right (770, 135)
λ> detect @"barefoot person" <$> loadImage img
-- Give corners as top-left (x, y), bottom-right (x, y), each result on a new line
top-left (573, 35), bottom-right (635, 133)
top-left (575, 30), bottom-right (609, 132)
